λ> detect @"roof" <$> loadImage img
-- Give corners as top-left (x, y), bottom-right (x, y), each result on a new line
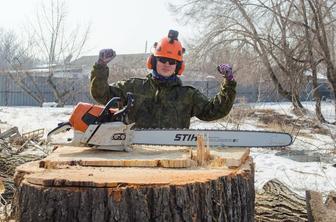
top-left (71, 53), bottom-right (150, 69)
top-left (0, 53), bottom-right (209, 80)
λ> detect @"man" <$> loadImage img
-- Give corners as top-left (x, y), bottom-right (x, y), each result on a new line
top-left (90, 30), bottom-right (236, 129)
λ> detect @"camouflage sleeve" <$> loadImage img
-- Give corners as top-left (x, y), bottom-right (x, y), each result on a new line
top-left (192, 79), bottom-right (237, 121)
top-left (89, 63), bottom-right (131, 105)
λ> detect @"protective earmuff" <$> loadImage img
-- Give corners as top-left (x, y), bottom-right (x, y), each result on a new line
top-left (146, 55), bottom-right (185, 75)
top-left (146, 54), bottom-right (156, 70)
top-left (176, 61), bottom-right (185, 75)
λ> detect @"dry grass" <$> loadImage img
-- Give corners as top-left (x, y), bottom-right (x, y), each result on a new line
top-left (221, 105), bottom-right (255, 129)
top-left (255, 109), bottom-right (334, 139)
top-left (223, 105), bottom-right (332, 139)
top-left (253, 109), bottom-right (300, 134)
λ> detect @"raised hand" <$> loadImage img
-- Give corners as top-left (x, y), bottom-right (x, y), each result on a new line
top-left (97, 49), bottom-right (116, 65)
top-left (217, 64), bottom-right (234, 81)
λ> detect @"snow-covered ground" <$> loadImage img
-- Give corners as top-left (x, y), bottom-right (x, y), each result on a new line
top-left (251, 102), bottom-right (336, 196)
top-left (0, 102), bottom-right (335, 197)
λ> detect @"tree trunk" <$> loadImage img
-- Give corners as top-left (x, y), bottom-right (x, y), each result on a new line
top-left (13, 146), bottom-right (255, 222)
top-left (292, 94), bottom-right (305, 112)
top-left (306, 190), bottom-right (336, 222)
top-left (300, 0), bottom-right (326, 123)
top-left (255, 179), bottom-right (308, 222)
top-left (330, 79), bottom-right (336, 123)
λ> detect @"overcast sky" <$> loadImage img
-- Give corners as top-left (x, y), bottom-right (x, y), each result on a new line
top-left (0, 0), bottom-right (191, 56)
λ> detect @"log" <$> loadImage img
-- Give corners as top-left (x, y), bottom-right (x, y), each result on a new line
top-left (14, 145), bottom-right (255, 222)
top-left (306, 190), bottom-right (336, 222)
top-left (255, 179), bottom-right (308, 222)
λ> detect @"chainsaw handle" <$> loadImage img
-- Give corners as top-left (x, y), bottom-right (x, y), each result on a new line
top-left (112, 92), bottom-right (134, 122)
top-left (96, 96), bottom-right (121, 123)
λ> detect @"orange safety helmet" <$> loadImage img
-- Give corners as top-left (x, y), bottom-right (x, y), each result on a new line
top-left (146, 30), bottom-right (186, 75)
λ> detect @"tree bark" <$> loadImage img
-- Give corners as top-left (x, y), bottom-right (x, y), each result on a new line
top-left (306, 190), bottom-right (336, 222)
top-left (14, 158), bottom-right (255, 222)
top-left (255, 179), bottom-right (308, 222)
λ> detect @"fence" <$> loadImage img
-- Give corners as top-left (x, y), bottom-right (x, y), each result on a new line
top-left (0, 74), bottom-right (93, 106)
top-left (2, 74), bottom-right (329, 106)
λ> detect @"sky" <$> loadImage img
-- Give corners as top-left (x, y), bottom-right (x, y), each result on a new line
top-left (0, 0), bottom-right (192, 56)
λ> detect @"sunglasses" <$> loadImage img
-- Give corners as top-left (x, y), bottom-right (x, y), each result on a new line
top-left (156, 57), bottom-right (177, 65)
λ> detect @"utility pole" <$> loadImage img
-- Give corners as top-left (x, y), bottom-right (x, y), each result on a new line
top-left (145, 40), bottom-right (148, 53)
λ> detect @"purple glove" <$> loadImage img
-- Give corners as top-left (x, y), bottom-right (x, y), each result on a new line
top-left (217, 64), bottom-right (234, 81)
top-left (97, 49), bottom-right (116, 65)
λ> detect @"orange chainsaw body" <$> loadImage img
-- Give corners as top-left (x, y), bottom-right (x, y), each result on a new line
top-left (69, 103), bottom-right (118, 132)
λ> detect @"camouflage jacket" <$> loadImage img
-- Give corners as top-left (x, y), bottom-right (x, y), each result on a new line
top-left (90, 64), bottom-right (237, 129)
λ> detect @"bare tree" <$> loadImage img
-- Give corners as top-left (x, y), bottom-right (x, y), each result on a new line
top-left (29, 0), bottom-right (90, 107)
top-left (306, 0), bottom-right (336, 122)
top-left (281, 0), bottom-right (336, 122)
top-left (255, 0), bottom-right (336, 122)
top-left (185, 42), bottom-right (261, 87)
top-left (252, 0), bottom-right (308, 111)
top-left (0, 29), bottom-right (45, 106)
top-left (170, 0), bottom-right (310, 111)
top-left (298, 0), bottom-right (327, 122)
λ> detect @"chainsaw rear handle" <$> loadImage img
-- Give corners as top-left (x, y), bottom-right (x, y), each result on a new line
top-left (95, 96), bottom-right (121, 123)
top-left (96, 92), bottom-right (134, 123)
top-left (112, 92), bottom-right (134, 122)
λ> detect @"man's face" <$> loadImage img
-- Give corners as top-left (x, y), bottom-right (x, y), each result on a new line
top-left (156, 57), bottom-right (177, 77)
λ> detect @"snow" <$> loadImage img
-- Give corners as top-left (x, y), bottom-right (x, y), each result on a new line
top-left (252, 152), bottom-right (336, 195)
top-left (246, 102), bottom-right (335, 196)
top-left (0, 101), bottom-right (335, 197)
top-left (0, 106), bottom-right (72, 133)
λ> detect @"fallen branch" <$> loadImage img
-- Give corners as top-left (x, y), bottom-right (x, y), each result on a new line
top-left (28, 140), bottom-right (48, 154)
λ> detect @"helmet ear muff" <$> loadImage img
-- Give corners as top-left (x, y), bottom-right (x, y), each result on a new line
top-left (147, 54), bottom-right (184, 75)
top-left (147, 55), bottom-right (185, 75)
top-left (175, 47), bottom-right (185, 75)
top-left (147, 42), bottom-right (158, 70)
top-left (176, 61), bottom-right (185, 75)
top-left (146, 54), bottom-right (156, 70)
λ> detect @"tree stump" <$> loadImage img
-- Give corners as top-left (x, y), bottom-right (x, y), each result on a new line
top-left (14, 145), bottom-right (254, 222)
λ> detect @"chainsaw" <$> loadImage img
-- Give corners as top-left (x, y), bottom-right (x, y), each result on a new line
top-left (47, 93), bottom-right (293, 151)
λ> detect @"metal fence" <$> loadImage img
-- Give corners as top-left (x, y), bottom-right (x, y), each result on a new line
top-left (3, 74), bottom-right (327, 106)
top-left (0, 75), bottom-right (93, 106)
